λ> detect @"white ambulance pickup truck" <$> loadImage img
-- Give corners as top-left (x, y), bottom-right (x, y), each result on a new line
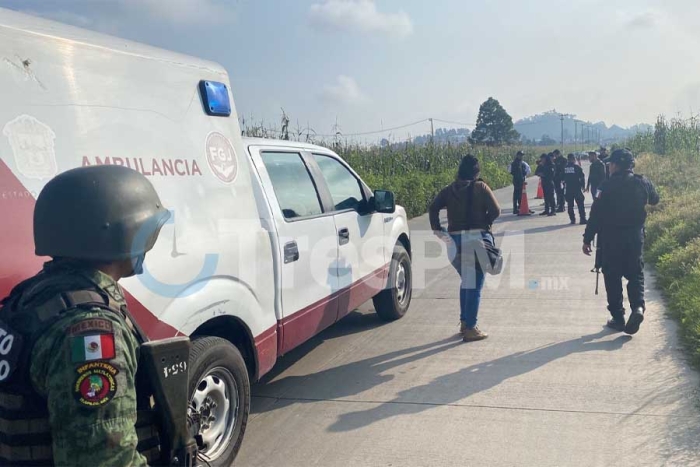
top-left (0, 9), bottom-right (412, 465)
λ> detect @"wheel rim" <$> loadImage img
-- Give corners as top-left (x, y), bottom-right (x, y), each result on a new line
top-left (191, 366), bottom-right (239, 459)
top-left (395, 259), bottom-right (410, 305)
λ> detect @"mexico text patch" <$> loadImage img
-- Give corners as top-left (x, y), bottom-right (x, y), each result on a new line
top-left (67, 318), bottom-right (113, 336)
top-left (74, 362), bottom-right (119, 408)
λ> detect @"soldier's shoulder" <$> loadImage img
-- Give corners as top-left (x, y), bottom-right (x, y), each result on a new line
top-left (40, 306), bottom-right (124, 341)
top-left (632, 173), bottom-right (655, 186)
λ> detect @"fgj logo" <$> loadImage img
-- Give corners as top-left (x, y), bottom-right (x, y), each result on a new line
top-left (205, 132), bottom-right (238, 183)
top-left (3, 115), bottom-right (58, 180)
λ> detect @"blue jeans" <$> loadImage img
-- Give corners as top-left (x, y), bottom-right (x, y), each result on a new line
top-left (449, 231), bottom-right (489, 328)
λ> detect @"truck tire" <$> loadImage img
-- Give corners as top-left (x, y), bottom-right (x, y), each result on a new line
top-left (188, 336), bottom-right (250, 466)
top-left (373, 243), bottom-right (412, 321)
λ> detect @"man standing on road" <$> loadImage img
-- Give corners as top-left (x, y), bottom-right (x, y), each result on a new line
top-left (509, 151), bottom-right (528, 214)
top-left (536, 153), bottom-right (556, 216)
top-left (586, 151), bottom-right (606, 198)
top-left (599, 146), bottom-right (610, 180)
top-left (582, 149), bottom-right (659, 335)
top-left (0, 166), bottom-right (170, 466)
top-left (553, 149), bottom-right (567, 212)
top-left (564, 153), bottom-right (587, 225)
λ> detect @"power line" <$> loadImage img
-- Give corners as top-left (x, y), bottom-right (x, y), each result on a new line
top-left (243, 114), bottom-right (577, 140)
top-left (432, 118), bottom-right (476, 127)
top-left (317, 118), bottom-right (430, 137)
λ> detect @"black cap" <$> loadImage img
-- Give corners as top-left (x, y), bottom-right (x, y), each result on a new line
top-left (604, 148), bottom-right (635, 166)
top-left (516, 151), bottom-right (524, 156)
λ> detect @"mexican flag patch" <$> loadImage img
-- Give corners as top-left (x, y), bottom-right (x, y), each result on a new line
top-left (71, 334), bottom-right (116, 362)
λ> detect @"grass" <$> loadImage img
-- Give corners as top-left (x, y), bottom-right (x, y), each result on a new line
top-left (629, 118), bottom-right (700, 366)
top-left (240, 113), bottom-right (574, 218)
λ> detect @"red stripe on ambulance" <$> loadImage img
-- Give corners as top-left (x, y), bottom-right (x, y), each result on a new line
top-left (0, 159), bottom-right (178, 339)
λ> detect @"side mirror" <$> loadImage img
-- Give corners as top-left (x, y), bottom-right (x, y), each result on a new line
top-left (373, 190), bottom-right (395, 214)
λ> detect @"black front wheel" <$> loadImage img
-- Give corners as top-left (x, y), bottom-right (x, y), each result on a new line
top-left (373, 243), bottom-right (412, 321)
top-left (188, 336), bottom-right (250, 466)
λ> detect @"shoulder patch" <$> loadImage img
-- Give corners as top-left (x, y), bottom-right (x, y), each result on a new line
top-left (68, 318), bottom-right (113, 336)
top-left (74, 362), bottom-right (119, 408)
top-left (70, 333), bottom-right (116, 362)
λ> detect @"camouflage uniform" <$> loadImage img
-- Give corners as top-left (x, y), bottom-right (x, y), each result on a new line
top-left (0, 260), bottom-right (148, 466)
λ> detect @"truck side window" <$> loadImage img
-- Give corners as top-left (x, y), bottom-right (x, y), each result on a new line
top-left (261, 152), bottom-right (323, 219)
top-left (313, 154), bottom-right (364, 212)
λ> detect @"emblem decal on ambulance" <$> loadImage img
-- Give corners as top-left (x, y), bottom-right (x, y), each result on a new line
top-left (2, 115), bottom-right (58, 180)
top-left (205, 132), bottom-right (238, 183)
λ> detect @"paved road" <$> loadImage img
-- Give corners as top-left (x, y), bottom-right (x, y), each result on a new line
top-left (237, 175), bottom-right (700, 467)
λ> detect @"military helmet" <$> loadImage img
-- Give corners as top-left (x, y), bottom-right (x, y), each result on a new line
top-left (34, 165), bottom-right (171, 261)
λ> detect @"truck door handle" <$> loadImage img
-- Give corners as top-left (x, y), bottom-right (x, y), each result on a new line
top-left (338, 228), bottom-right (350, 245)
top-left (284, 241), bottom-right (299, 263)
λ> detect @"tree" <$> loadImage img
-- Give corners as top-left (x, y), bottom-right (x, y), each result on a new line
top-left (468, 97), bottom-right (520, 145)
top-left (540, 134), bottom-right (557, 145)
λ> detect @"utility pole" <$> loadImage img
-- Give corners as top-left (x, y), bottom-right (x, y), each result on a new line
top-left (429, 118), bottom-right (434, 142)
top-left (574, 121), bottom-right (578, 151)
top-left (560, 114), bottom-right (564, 151)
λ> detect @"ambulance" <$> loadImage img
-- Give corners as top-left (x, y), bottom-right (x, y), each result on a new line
top-left (0, 8), bottom-right (412, 465)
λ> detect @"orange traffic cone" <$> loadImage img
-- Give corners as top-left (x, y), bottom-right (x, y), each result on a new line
top-left (518, 182), bottom-right (532, 216)
top-left (535, 179), bottom-right (544, 199)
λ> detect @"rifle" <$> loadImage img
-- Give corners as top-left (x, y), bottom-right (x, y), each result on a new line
top-left (141, 337), bottom-right (201, 466)
top-left (591, 235), bottom-right (602, 295)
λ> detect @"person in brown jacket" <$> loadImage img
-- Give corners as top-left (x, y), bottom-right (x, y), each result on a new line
top-left (429, 155), bottom-right (501, 341)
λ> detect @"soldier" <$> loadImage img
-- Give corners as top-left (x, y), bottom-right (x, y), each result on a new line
top-left (0, 166), bottom-right (170, 466)
top-left (564, 153), bottom-right (587, 225)
top-left (552, 149), bottom-right (567, 212)
top-left (582, 149), bottom-right (659, 334)
top-left (586, 150), bottom-right (606, 198)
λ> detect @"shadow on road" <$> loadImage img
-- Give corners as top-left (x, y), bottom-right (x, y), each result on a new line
top-left (326, 329), bottom-right (629, 432)
top-left (258, 311), bottom-right (387, 383)
top-left (254, 326), bottom-right (634, 433)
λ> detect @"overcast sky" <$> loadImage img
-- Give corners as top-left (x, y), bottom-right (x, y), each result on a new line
top-left (2, 0), bottom-right (700, 140)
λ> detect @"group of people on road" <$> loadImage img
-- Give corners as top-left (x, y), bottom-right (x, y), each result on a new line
top-left (431, 146), bottom-right (659, 344)
top-left (510, 147), bottom-right (610, 225)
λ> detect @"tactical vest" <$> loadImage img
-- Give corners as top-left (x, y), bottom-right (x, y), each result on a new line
top-left (511, 160), bottom-right (525, 182)
top-left (0, 273), bottom-right (162, 466)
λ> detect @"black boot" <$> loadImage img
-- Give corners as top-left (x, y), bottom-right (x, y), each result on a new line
top-left (607, 316), bottom-right (626, 332)
top-left (625, 307), bottom-right (645, 335)
top-left (570, 218), bottom-right (576, 225)
top-left (580, 219), bottom-right (588, 225)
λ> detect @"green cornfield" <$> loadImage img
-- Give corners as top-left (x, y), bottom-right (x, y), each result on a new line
top-left (240, 116), bottom-right (574, 218)
top-left (627, 117), bottom-right (700, 366)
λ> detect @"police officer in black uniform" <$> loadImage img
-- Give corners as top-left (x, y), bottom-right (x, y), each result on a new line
top-left (582, 149), bottom-right (659, 334)
top-left (509, 151), bottom-right (527, 214)
top-left (535, 153), bottom-right (557, 216)
top-left (564, 153), bottom-right (587, 225)
top-left (552, 149), bottom-right (567, 212)
top-left (586, 150), bottom-right (606, 198)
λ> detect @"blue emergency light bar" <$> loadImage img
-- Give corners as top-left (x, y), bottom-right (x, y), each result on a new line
top-left (199, 80), bottom-right (231, 117)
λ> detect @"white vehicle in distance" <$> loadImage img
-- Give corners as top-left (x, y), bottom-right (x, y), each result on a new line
top-left (0, 9), bottom-right (413, 466)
